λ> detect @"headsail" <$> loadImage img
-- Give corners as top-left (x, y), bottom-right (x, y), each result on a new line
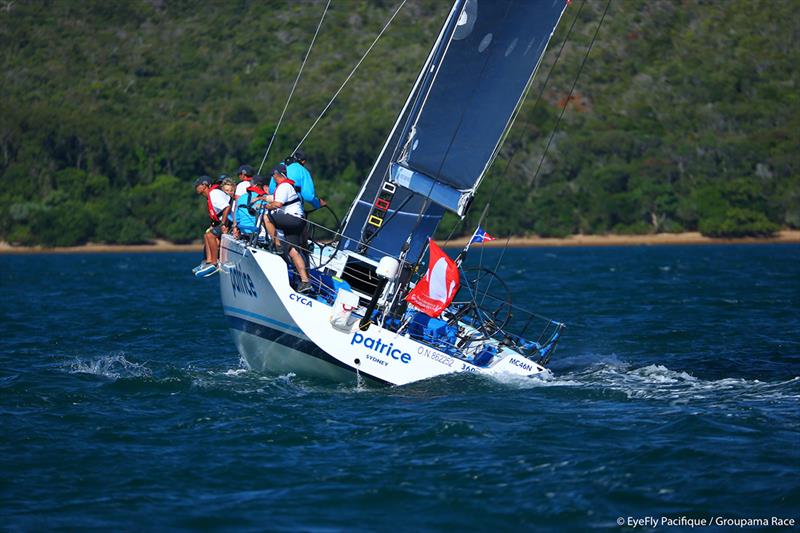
top-left (339, 2), bottom-right (463, 261)
top-left (341, 0), bottom-right (568, 260)
top-left (338, 66), bottom-right (445, 261)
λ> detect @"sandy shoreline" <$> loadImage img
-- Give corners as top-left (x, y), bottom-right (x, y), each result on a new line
top-left (2, 231), bottom-right (799, 254)
top-left (446, 230), bottom-right (800, 248)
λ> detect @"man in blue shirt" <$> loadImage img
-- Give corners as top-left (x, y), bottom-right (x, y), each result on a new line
top-left (269, 149), bottom-right (325, 210)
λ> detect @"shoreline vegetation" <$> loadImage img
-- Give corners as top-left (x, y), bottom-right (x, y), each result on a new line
top-left (2, 231), bottom-right (799, 254)
top-left (1, 3), bottom-right (797, 249)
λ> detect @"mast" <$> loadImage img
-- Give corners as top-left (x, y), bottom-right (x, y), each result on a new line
top-left (339, 1), bottom-right (464, 261)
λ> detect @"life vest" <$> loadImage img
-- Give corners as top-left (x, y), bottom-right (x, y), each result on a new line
top-left (242, 187), bottom-right (265, 216)
top-left (236, 187), bottom-right (266, 232)
top-left (206, 184), bottom-right (224, 224)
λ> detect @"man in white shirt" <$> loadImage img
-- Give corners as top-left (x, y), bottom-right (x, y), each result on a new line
top-left (262, 163), bottom-right (312, 294)
top-left (233, 164), bottom-right (255, 201)
top-left (193, 175), bottom-right (232, 276)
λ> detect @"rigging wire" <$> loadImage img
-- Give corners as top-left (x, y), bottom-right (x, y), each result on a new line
top-left (530, 0), bottom-right (612, 192)
top-left (392, 2), bottom-right (582, 325)
top-left (410, 0), bottom-right (610, 315)
top-left (257, 0), bottom-right (331, 175)
top-left (293, 0), bottom-right (408, 154)
top-left (481, 0), bottom-right (611, 308)
top-left (435, 0), bottom-right (585, 313)
top-left (442, 0), bottom-right (586, 249)
top-left (496, 0), bottom-right (610, 278)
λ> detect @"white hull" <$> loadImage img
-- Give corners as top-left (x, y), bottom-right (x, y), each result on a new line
top-left (219, 235), bottom-right (547, 386)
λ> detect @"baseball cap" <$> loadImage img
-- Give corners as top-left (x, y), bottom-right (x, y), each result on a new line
top-left (272, 162), bottom-right (287, 176)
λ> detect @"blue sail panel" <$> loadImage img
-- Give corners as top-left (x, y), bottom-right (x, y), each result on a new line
top-left (340, 0), bottom-right (566, 258)
top-left (339, 3), bottom-right (464, 260)
top-left (397, 0), bottom-right (567, 212)
top-left (342, 195), bottom-right (443, 260)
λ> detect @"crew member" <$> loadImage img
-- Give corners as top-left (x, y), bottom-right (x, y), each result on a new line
top-left (234, 174), bottom-right (270, 239)
top-left (220, 176), bottom-right (237, 228)
top-left (232, 164), bottom-right (255, 226)
top-left (221, 175), bottom-right (236, 196)
top-left (262, 163), bottom-right (312, 294)
top-left (269, 149), bottom-right (326, 209)
top-left (233, 164), bottom-right (255, 200)
top-left (193, 175), bottom-right (231, 276)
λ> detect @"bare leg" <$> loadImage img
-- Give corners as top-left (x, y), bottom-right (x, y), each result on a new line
top-left (288, 248), bottom-right (309, 283)
top-left (262, 215), bottom-right (278, 244)
top-left (203, 232), bottom-right (214, 262)
top-left (204, 231), bottom-right (220, 263)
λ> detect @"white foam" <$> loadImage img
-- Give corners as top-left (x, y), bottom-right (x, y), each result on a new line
top-left (221, 368), bottom-right (249, 377)
top-left (564, 361), bottom-right (800, 403)
top-left (68, 353), bottom-right (151, 380)
top-left (489, 368), bottom-right (581, 388)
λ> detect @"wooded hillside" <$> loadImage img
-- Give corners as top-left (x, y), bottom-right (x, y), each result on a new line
top-left (1, 0), bottom-right (797, 245)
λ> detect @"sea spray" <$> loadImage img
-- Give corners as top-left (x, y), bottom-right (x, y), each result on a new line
top-left (68, 353), bottom-right (151, 380)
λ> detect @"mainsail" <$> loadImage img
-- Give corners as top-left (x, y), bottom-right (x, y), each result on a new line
top-left (340, 0), bottom-right (568, 261)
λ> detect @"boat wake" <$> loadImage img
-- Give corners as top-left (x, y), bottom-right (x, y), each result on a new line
top-left (62, 352), bottom-right (320, 399)
top-left (491, 359), bottom-right (800, 411)
top-left (60, 352), bottom-right (800, 410)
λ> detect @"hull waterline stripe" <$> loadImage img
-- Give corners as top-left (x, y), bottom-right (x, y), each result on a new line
top-left (225, 315), bottom-right (390, 386)
top-left (223, 305), bottom-right (304, 335)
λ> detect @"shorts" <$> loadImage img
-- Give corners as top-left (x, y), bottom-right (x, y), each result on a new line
top-left (208, 226), bottom-right (223, 238)
top-left (268, 211), bottom-right (306, 252)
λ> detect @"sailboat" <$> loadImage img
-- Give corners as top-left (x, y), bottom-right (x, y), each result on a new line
top-left (218, 0), bottom-right (568, 386)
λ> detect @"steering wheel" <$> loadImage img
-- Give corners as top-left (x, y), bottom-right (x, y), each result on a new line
top-left (305, 205), bottom-right (341, 269)
top-left (447, 267), bottom-right (513, 342)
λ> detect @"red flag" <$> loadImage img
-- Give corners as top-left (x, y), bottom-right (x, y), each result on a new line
top-left (405, 240), bottom-right (460, 318)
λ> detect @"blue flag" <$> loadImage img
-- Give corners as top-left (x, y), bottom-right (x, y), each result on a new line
top-left (468, 226), bottom-right (496, 245)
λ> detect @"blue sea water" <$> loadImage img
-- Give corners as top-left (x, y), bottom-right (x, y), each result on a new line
top-left (1, 245), bottom-right (798, 531)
